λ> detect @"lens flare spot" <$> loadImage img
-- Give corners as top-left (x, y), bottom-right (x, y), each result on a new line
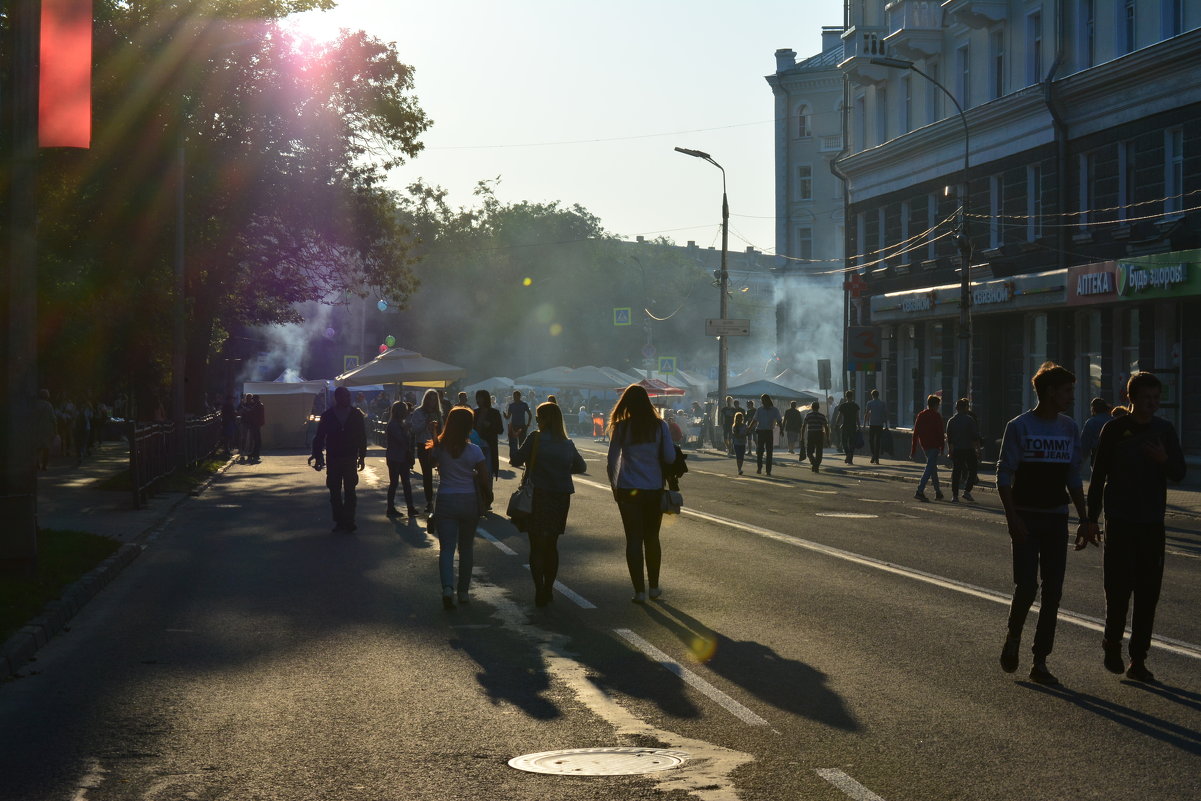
top-left (522, 277), bottom-right (533, 287)
top-left (549, 323), bottom-right (563, 337)
top-left (533, 304), bottom-right (555, 324)
top-left (690, 636), bottom-right (717, 663)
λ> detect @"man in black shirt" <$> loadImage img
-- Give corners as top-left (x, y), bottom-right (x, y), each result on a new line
top-left (1087, 372), bottom-right (1186, 682)
top-left (310, 387), bottom-right (368, 533)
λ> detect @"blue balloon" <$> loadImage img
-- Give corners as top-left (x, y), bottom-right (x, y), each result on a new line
top-left (377, 300), bottom-right (388, 311)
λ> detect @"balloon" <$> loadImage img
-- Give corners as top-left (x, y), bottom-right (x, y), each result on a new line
top-left (379, 344), bottom-right (388, 354)
top-left (384, 335), bottom-right (396, 347)
top-left (324, 327), bottom-right (336, 339)
top-left (377, 300), bottom-right (388, 311)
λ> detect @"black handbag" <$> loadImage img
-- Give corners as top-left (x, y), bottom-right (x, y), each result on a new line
top-left (506, 434), bottom-right (539, 531)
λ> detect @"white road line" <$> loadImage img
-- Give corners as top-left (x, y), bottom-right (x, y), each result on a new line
top-left (816, 768), bottom-right (887, 801)
top-left (613, 628), bottom-right (772, 728)
top-left (573, 477), bottom-right (1201, 661)
top-left (520, 564), bottom-right (599, 609)
top-left (478, 529), bottom-right (519, 556)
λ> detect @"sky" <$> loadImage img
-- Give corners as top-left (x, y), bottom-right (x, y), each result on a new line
top-left (288, 0), bottom-right (846, 254)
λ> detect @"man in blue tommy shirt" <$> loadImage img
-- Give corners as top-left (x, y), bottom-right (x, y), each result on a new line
top-left (996, 362), bottom-right (1099, 685)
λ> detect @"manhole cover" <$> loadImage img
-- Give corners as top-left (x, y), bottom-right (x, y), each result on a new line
top-left (508, 747), bottom-right (690, 776)
top-left (816, 512), bottom-right (879, 519)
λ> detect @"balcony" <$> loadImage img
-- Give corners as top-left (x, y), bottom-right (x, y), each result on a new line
top-left (819, 134), bottom-right (844, 153)
top-left (941, 0), bottom-right (1008, 30)
top-left (884, 0), bottom-right (944, 59)
top-left (839, 25), bottom-right (893, 85)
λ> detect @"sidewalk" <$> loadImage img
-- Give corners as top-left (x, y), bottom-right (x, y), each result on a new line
top-left (687, 442), bottom-right (1201, 519)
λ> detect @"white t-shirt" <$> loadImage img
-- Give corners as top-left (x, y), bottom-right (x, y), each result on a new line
top-left (434, 442), bottom-right (485, 494)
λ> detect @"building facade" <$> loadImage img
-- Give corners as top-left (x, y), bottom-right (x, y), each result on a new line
top-left (837, 0), bottom-right (1201, 455)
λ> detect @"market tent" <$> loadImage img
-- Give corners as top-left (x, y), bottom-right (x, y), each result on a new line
top-left (242, 380), bottom-right (326, 449)
top-left (772, 368), bottom-right (812, 391)
top-left (517, 365), bottom-right (639, 391)
top-left (628, 378), bottom-right (685, 397)
top-left (335, 347), bottom-right (465, 388)
top-left (719, 379), bottom-right (819, 403)
top-left (462, 376), bottom-right (516, 396)
top-left (515, 366), bottom-right (574, 387)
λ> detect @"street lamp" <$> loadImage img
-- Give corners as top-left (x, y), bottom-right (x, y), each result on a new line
top-left (869, 56), bottom-right (974, 402)
top-left (674, 146), bottom-right (730, 405)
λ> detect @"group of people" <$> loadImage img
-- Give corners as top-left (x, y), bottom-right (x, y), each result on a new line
top-left (219, 393), bottom-right (265, 463)
top-left (717, 394), bottom-right (834, 476)
top-left (34, 389), bottom-right (117, 470)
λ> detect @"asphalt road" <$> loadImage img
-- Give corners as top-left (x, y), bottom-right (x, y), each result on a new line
top-left (2, 442), bottom-right (1198, 801)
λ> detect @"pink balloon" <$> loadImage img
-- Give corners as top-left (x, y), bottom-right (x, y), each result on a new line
top-left (379, 344), bottom-right (388, 353)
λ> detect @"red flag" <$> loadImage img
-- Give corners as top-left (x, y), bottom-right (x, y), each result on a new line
top-left (39, 0), bottom-right (93, 148)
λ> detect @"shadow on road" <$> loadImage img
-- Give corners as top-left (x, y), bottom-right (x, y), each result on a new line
top-left (1020, 681), bottom-right (1201, 754)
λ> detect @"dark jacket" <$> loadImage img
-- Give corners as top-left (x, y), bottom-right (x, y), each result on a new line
top-left (1087, 414), bottom-right (1186, 524)
top-left (312, 406), bottom-right (367, 461)
top-left (512, 431), bottom-right (586, 494)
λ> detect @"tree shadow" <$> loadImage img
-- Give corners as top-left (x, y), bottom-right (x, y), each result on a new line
top-left (1020, 682), bottom-right (1201, 754)
top-left (639, 602), bottom-right (860, 731)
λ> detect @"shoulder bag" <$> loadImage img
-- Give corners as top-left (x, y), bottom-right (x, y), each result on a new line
top-left (506, 433), bottom-right (540, 531)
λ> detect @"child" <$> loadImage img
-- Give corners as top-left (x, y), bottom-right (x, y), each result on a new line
top-left (731, 412), bottom-right (748, 475)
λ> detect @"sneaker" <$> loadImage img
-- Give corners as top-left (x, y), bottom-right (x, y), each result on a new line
top-left (935, 490), bottom-right (945, 501)
top-left (914, 491), bottom-right (929, 502)
top-left (649, 586), bottom-right (663, 600)
top-left (962, 491), bottom-right (975, 502)
top-left (1126, 661), bottom-right (1155, 683)
top-left (631, 591), bottom-right (647, 604)
top-left (1000, 635), bottom-right (1020, 673)
top-left (1102, 639), bottom-right (1125, 674)
top-left (1029, 661), bottom-right (1060, 686)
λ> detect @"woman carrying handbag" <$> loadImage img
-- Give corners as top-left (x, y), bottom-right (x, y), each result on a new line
top-left (606, 384), bottom-right (676, 603)
top-left (511, 403), bottom-right (586, 606)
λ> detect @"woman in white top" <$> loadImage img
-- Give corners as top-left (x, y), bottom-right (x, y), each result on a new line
top-left (430, 406), bottom-right (491, 609)
top-left (606, 384), bottom-right (675, 603)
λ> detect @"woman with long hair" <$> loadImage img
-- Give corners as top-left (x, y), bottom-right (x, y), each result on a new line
top-left (409, 389), bottom-right (443, 513)
top-left (430, 406), bottom-right (491, 609)
top-left (512, 402), bottom-right (586, 606)
top-left (606, 384), bottom-right (675, 603)
top-left (385, 401), bottom-right (417, 518)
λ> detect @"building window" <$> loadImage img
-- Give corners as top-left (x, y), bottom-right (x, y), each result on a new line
top-left (1164, 0), bottom-right (1184, 37)
top-left (1026, 164), bottom-right (1043, 241)
top-left (796, 104), bottom-right (811, 138)
top-left (927, 193), bottom-right (938, 260)
top-left (856, 212), bottom-right (866, 268)
top-left (926, 322), bottom-right (944, 399)
top-left (1118, 140), bottom-right (1135, 221)
top-left (901, 75), bottom-right (912, 134)
top-left (1027, 10), bottom-right (1043, 85)
top-left (1079, 151), bottom-right (1098, 228)
top-left (1121, 0), bottom-right (1136, 54)
top-left (990, 29), bottom-right (1005, 99)
top-left (956, 44), bottom-right (971, 109)
top-left (797, 164), bottom-right (813, 201)
top-left (797, 227), bottom-right (813, 260)
top-left (989, 175), bottom-right (1003, 248)
top-left (876, 87), bottom-right (888, 145)
top-left (1081, 0), bottom-right (1095, 69)
top-left (1165, 127), bottom-right (1184, 216)
top-left (900, 200), bottom-right (910, 265)
top-left (927, 58), bottom-right (941, 123)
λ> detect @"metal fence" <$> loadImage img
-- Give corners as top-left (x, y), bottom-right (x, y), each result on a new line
top-left (129, 412), bottom-right (222, 509)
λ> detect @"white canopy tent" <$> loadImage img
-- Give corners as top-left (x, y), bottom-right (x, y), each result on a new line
top-left (242, 380), bottom-right (327, 449)
top-left (335, 347), bottom-right (466, 388)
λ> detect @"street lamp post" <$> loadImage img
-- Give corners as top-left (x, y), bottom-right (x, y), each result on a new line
top-left (674, 147), bottom-right (730, 405)
top-left (870, 57), bottom-right (974, 403)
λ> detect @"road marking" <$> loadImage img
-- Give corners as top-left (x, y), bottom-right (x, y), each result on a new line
top-left (613, 628), bottom-right (772, 728)
top-left (803, 489), bottom-right (838, 494)
top-left (817, 513), bottom-right (879, 519)
top-left (478, 529), bottom-right (519, 556)
top-left (573, 477), bottom-right (1201, 661)
top-left (816, 768), bottom-right (887, 801)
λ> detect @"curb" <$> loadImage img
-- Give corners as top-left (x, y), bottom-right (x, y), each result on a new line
top-left (1, 456), bottom-right (234, 679)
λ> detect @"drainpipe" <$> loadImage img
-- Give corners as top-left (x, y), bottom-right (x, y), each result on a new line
top-left (1041, 0), bottom-right (1069, 272)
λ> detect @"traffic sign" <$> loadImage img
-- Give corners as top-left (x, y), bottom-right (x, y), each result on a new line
top-left (614, 308), bottom-right (632, 326)
top-left (817, 358), bottom-right (831, 390)
top-left (705, 318), bottom-right (750, 337)
top-left (658, 356), bottom-right (677, 375)
top-left (343, 355), bottom-right (360, 373)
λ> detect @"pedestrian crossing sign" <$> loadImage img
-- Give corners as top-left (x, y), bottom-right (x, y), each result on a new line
top-left (658, 356), bottom-right (677, 375)
top-left (614, 307), bottom-right (632, 326)
top-left (343, 355), bottom-right (360, 373)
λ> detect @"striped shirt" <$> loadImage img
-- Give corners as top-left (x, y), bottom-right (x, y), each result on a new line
top-left (802, 410), bottom-right (827, 438)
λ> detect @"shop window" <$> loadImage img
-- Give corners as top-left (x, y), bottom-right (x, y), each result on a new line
top-left (1025, 313), bottom-right (1048, 408)
top-left (898, 324), bottom-right (917, 422)
top-left (926, 322), bottom-right (944, 400)
top-left (1076, 310), bottom-right (1102, 421)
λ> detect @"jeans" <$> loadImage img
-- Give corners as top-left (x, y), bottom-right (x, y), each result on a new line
top-left (615, 488), bottom-right (664, 593)
top-left (386, 458), bottom-right (415, 511)
top-left (950, 448), bottom-right (977, 495)
top-left (917, 448), bottom-right (941, 493)
top-left (1007, 511), bottom-right (1068, 658)
top-left (326, 456), bottom-right (359, 527)
top-left (841, 427), bottom-right (857, 462)
top-left (1103, 519), bottom-right (1165, 661)
top-left (868, 425), bottom-right (884, 462)
top-left (434, 492), bottom-right (479, 594)
top-left (755, 430), bottom-right (775, 473)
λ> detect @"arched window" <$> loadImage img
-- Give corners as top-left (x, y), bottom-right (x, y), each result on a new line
top-left (796, 104), bottom-right (811, 138)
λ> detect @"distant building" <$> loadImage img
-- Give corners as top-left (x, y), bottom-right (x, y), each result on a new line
top-left (838, 0), bottom-right (1201, 455)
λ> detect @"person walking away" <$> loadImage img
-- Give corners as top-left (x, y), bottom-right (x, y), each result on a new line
top-left (730, 412), bottom-right (748, 474)
top-left (1079, 397), bottom-right (1113, 478)
top-left (512, 402), bottom-right (587, 606)
top-left (35, 389), bottom-right (56, 470)
top-left (409, 389), bottom-right (443, 514)
top-left (997, 362), bottom-right (1097, 685)
top-left (782, 400), bottom-right (803, 456)
top-left (864, 389), bottom-right (889, 464)
top-left (385, 401), bottom-right (418, 518)
top-left (946, 397), bottom-right (982, 502)
top-left (309, 387), bottom-right (368, 533)
top-left (249, 394), bottom-right (265, 461)
top-left (753, 394), bottom-right (783, 475)
top-left (801, 401), bottom-right (828, 472)
top-left (607, 384), bottom-right (675, 603)
top-left (836, 390), bottom-right (861, 464)
top-left (720, 396), bottom-right (737, 455)
top-left (474, 390), bottom-right (504, 482)
top-left (911, 395), bottom-right (945, 501)
top-left (429, 407), bottom-right (492, 609)
top-left (1087, 372), bottom-right (1185, 682)
top-left (504, 390), bottom-right (531, 459)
